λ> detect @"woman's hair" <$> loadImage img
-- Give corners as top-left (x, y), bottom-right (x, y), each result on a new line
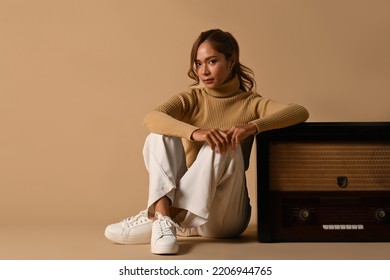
top-left (188, 29), bottom-right (256, 92)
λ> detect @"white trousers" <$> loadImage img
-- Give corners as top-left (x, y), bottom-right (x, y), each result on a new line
top-left (143, 133), bottom-right (251, 238)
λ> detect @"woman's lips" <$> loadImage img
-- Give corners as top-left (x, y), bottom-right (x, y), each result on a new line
top-left (203, 78), bottom-right (214, 84)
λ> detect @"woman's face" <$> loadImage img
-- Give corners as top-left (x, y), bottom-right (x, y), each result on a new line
top-left (195, 41), bottom-right (234, 89)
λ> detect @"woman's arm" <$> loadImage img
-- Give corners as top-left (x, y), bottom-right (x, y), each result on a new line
top-left (143, 92), bottom-right (199, 140)
top-left (144, 111), bottom-right (198, 140)
top-left (250, 100), bottom-right (309, 134)
top-left (226, 100), bottom-right (309, 151)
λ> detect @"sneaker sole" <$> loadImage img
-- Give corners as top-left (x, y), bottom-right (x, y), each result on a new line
top-left (151, 243), bottom-right (179, 255)
top-left (104, 228), bottom-right (151, 245)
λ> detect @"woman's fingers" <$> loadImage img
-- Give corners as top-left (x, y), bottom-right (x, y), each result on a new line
top-left (207, 129), bottom-right (230, 153)
top-left (192, 129), bottom-right (230, 153)
top-left (227, 124), bottom-right (258, 151)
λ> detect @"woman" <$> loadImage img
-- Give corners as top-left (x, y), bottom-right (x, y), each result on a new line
top-left (104, 29), bottom-right (309, 255)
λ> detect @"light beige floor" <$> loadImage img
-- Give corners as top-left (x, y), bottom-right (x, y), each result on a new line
top-left (1, 223), bottom-right (389, 260)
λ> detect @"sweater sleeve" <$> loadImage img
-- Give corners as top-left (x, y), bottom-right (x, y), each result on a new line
top-left (249, 99), bottom-right (309, 133)
top-left (143, 91), bottom-right (199, 140)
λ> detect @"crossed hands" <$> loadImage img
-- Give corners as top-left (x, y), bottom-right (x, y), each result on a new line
top-left (191, 123), bottom-right (258, 154)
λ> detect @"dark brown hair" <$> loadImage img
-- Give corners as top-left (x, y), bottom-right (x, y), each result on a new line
top-left (188, 29), bottom-right (256, 92)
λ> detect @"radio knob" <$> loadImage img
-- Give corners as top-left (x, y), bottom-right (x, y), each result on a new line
top-left (375, 209), bottom-right (387, 221)
top-left (299, 209), bottom-right (311, 221)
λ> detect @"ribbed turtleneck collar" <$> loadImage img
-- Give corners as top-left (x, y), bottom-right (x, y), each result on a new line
top-left (204, 76), bottom-right (241, 98)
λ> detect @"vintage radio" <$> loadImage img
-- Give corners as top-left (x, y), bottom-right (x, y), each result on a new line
top-left (256, 122), bottom-right (390, 242)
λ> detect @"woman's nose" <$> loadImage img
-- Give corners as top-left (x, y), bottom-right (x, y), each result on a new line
top-left (202, 64), bottom-right (210, 75)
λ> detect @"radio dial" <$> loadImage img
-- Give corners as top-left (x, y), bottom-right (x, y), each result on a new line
top-left (375, 209), bottom-right (387, 221)
top-left (299, 209), bottom-right (311, 221)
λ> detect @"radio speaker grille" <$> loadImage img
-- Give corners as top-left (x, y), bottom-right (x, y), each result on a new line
top-left (269, 141), bottom-right (390, 191)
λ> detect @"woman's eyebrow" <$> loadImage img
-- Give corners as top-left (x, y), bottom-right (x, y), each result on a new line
top-left (196, 56), bottom-right (218, 62)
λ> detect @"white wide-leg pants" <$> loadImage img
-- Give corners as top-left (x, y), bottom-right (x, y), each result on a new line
top-left (143, 133), bottom-right (251, 238)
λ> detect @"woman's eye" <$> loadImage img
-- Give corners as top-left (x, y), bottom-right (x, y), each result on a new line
top-left (195, 62), bottom-right (201, 67)
top-left (209, 60), bottom-right (217, 65)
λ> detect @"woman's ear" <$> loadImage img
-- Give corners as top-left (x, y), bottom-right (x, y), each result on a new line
top-left (229, 59), bottom-right (235, 71)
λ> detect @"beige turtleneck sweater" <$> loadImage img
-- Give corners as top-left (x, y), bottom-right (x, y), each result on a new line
top-left (144, 77), bottom-right (309, 169)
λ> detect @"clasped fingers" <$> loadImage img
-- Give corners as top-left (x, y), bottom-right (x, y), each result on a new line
top-left (192, 129), bottom-right (230, 154)
top-left (206, 129), bottom-right (231, 153)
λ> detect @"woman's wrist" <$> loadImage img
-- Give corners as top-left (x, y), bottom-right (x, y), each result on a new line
top-left (246, 123), bottom-right (258, 135)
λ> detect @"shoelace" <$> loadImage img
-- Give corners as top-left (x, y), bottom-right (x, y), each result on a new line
top-left (122, 210), bottom-right (149, 227)
top-left (155, 212), bottom-right (179, 236)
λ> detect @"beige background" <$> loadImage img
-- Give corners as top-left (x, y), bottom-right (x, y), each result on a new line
top-left (1, 0), bottom-right (390, 259)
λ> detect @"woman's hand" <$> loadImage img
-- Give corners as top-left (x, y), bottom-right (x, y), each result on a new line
top-left (191, 128), bottom-right (230, 154)
top-left (226, 123), bottom-right (258, 151)
top-left (191, 123), bottom-right (258, 153)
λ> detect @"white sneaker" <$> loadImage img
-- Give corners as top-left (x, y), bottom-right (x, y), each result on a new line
top-left (151, 212), bottom-right (179, 255)
top-left (104, 210), bottom-right (153, 244)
